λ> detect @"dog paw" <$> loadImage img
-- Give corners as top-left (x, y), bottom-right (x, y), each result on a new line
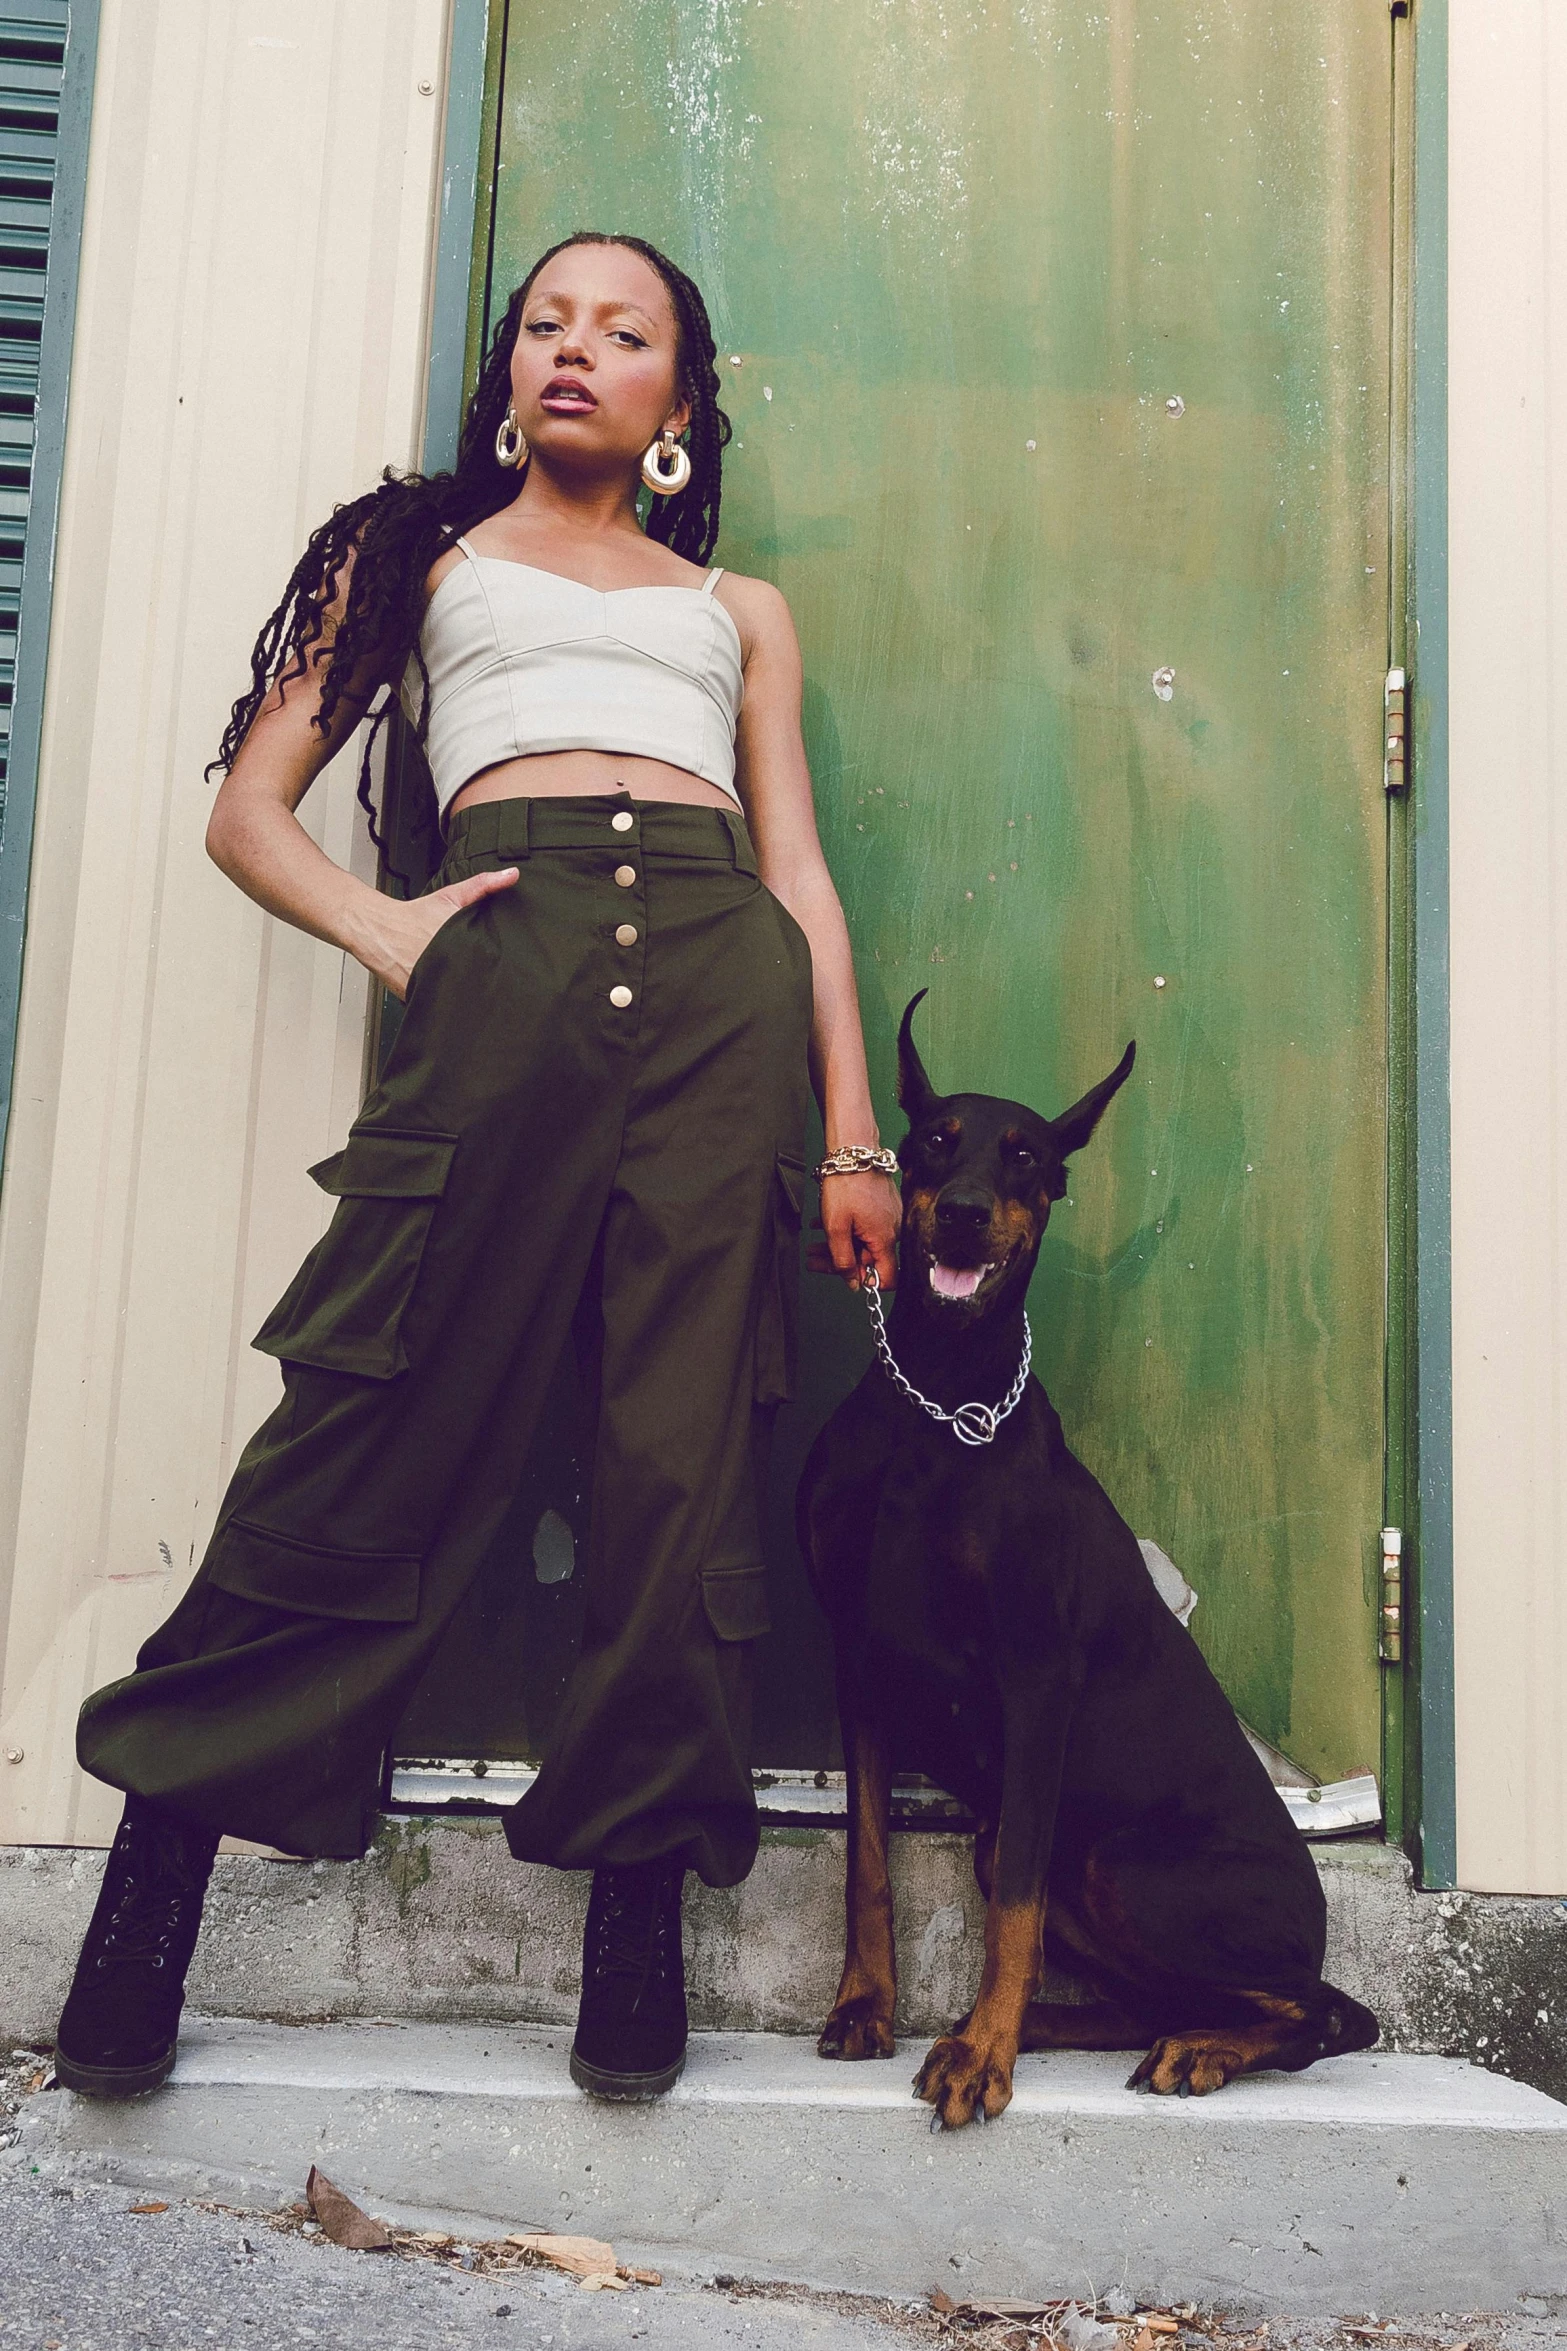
top-left (1126, 2034), bottom-right (1244, 2097)
top-left (913, 2033), bottom-right (1014, 2129)
top-left (818, 1998), bottom-right (896, 2061)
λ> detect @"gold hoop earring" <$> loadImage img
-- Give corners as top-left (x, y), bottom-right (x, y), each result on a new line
top-left (642, 429), bottom-right (691, 496)
top-left (495, 404), bottom-right (527, 469)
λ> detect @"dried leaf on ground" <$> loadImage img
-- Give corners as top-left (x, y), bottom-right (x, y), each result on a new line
top-left (930, 2290), bottom-right (959, 2318)
top-left (621, 2267), bottom-right (664, 2287)
top-left (303, 2166), bottom-right (391, 2252)
top-left (507, 2230), bottom-right (618, 2280)
top-left (580, 2273), bottom-right (631, 2293)
top-left (128, 2203), bottom-right (169, 2216)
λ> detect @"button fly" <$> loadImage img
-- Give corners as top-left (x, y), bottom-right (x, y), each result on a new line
top-left (614, 864), bottom-right (637, 887)
top-left (608, 985), bottom-right (634, 1008)
top-left (611, 810), bottom-right (635, 832)
top-left (615, 923), bottom-right (638, 946)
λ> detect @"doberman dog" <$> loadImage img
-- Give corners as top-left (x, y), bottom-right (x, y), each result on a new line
top-left (797, 993), bottom-right (1379, 2130)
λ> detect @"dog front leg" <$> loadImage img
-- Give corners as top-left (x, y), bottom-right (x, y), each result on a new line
top-left (914, 1686), bottom-right (1072, 2127)
top-left (818, 1669), bottom-right (897, 2060)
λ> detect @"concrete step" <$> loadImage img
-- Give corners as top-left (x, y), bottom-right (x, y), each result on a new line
top-left (22, 2018), bottom-right (1567, 2318)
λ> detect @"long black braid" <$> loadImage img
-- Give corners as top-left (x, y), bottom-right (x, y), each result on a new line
top-left (208, 233), bottom-right (731, 882)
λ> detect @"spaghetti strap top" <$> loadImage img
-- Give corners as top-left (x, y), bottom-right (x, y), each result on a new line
top-left (401, 537), bottom-right (744, 817)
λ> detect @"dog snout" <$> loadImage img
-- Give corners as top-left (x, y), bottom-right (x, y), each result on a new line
top-left (934, 1189), bottom-right (994, 1241)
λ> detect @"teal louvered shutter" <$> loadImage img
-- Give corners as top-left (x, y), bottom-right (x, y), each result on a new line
top-left (0, 3), bottom-right (68, 824)
top-left (0, 0), bottom-right (97, 1176)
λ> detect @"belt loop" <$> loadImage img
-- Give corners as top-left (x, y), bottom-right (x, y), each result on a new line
top-left (723, 808), bottom-right (758, 877)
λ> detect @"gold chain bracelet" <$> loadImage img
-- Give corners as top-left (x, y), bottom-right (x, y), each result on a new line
top-left (813, 1144), bottom-right (900, 1179)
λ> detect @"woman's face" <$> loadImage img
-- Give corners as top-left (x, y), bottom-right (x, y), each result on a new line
top-left (510, 243), bottom-right (689, 476)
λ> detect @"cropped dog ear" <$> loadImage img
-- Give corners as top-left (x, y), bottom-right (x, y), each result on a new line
top-left (896, 990), bottom-right (936, 1117)
top-left (1048, 1041), bottom-right (1136, 1158)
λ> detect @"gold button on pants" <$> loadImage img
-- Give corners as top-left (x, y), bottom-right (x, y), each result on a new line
top-left (614, 864), bottom-right (637, 887)
top-left (608, 985), bottom-right (634, 1008)
top-left (611, 810), bottom-right (635, 831)
top-left (615, 924), bottom-right (638, 947)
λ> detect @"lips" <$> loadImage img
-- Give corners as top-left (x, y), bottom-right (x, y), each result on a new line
top-left (930, 1262), bottom-right (993, 1301)
top-left (540, 377), bottom-right (597, 411)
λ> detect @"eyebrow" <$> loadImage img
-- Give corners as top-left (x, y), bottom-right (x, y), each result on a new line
top-left (525, 288), bottom-right (663, 330)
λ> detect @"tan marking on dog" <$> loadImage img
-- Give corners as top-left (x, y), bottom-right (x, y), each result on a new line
top-left (903, 1187), bottom-right (940, 1257)
top-left (995, 1196), bottom-right (1041, 1256)
top-left (915, 1895), bottom-right (1045, 2128)
top-left (818, 1709), bottom-right (898, 2062)
top-left (1128, 2016), bottom-right (1316, 2097)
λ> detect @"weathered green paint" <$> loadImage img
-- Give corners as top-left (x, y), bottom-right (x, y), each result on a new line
top-left (436, 0), bottom-right (1392, 1784)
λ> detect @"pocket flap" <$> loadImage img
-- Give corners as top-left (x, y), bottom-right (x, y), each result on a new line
top-left (210, 1517), bottom-right (421, 1623)
top-left (308, 1127), bottom-right (458, 1200)
top-left (700, 1560), bottom-right (772, 1643)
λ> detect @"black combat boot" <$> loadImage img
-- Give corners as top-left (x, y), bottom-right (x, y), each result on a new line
top-left (54, 1795), bottom-right (219, 2099)
top-left (569, 1858), bottom-right (688, 2100)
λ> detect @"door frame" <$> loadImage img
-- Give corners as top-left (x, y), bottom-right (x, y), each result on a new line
top-left (1405, 0), bottom-right (1455, 1891)
top-left (415, 0), bottom-right (1459, 1882)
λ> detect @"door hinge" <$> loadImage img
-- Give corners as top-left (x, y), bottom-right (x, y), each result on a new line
top-left (1384, 668), bottom-right (1407, 795)
top-left (1379, 1525), bottom-right (1404, 1661)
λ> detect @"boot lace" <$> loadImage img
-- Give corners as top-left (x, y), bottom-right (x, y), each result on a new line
top-left (94, 1816), bottom-right (210, 1974)
top-left (587, 1871), bottom-right (678, 2002)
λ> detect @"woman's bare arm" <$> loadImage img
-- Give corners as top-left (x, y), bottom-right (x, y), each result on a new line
top-left (205, 560), bottom-right (517, 999)
top-left (725, 574), bottom-right (900, 1290)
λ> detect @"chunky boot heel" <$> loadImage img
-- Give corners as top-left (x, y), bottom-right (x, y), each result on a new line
top-left (54, 1796), bottom-right (219, 2100)
top-left (569, 1859), bottom-right (688, 2100)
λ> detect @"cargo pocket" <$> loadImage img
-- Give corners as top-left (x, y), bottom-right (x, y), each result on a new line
top-left (209, 1516), bottom-right (420, 1623)
top-left (700, 1560), bottom-right (772, 1643)
top-left (753, 1150), bottom-right (806, 1405)
top-left (251, 1125), bottom-right (458, 1381)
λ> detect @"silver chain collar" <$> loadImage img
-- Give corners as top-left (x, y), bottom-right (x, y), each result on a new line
top-left (859, 1264), bottom-right (1032, 1446)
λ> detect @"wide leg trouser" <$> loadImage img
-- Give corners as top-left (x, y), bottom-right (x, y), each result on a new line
top-left (76, 797), bottom-right (814, 1881)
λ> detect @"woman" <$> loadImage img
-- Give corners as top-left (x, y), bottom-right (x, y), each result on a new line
top-left (54, 233), bottom-right (899, 2106)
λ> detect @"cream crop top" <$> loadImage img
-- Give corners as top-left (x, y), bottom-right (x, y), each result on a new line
top-left (402, 536), bottom-right (745, 816)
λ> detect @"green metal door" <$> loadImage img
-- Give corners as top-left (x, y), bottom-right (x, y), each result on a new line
top-left (396, 0), bottom-right (1392, 1796)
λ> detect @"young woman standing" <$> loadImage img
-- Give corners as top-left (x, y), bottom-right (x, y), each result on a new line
top-left (54, 234), bottom-right (899, 2105)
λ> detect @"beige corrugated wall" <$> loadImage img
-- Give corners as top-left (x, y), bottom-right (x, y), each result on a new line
top-left (1448, 1), bottom-right (1567, 1893)
top-left (0, 1), bottom-right (450, 1845)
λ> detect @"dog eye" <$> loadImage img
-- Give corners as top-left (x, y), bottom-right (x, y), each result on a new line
top-left (1005, 1140), bottom-right (1036, 1167)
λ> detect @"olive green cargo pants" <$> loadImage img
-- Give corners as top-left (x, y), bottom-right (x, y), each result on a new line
top-left (77, 796), bottom-right (813, 1882)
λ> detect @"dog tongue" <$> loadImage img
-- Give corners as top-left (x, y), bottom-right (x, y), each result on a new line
top-left (930, 1262), bottom-right (986, 1300)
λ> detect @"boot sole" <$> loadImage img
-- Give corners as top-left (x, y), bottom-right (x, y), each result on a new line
top-left (569, 2045), bottom-right (686, 2102)
top-left (52, 2041), bottom-right (177, 2101)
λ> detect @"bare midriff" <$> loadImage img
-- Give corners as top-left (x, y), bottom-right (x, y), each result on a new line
top-left (445, 747), bottom-right (735, 824)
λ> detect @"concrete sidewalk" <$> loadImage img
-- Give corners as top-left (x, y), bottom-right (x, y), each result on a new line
top-left (3, 2170), bottom-right (1565, 2351)
top-left (18, 2018), bottom-right (1567, 2316)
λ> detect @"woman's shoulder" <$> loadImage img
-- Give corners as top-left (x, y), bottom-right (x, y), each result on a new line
top-left (424, 535), bottom-right (469, 607)
top-left (710, 567), bottom-right (797, 659)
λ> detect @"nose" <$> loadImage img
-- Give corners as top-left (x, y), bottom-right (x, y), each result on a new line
top-left (934, 1189), bottom-right (993, 1238)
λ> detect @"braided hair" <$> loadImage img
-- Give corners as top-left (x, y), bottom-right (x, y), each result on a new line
top-left (208, 233), bottom-right (731, 880)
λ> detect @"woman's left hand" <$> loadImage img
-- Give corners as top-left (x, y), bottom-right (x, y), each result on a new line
top-left (808, 1170), bottom-right (900, 1293)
